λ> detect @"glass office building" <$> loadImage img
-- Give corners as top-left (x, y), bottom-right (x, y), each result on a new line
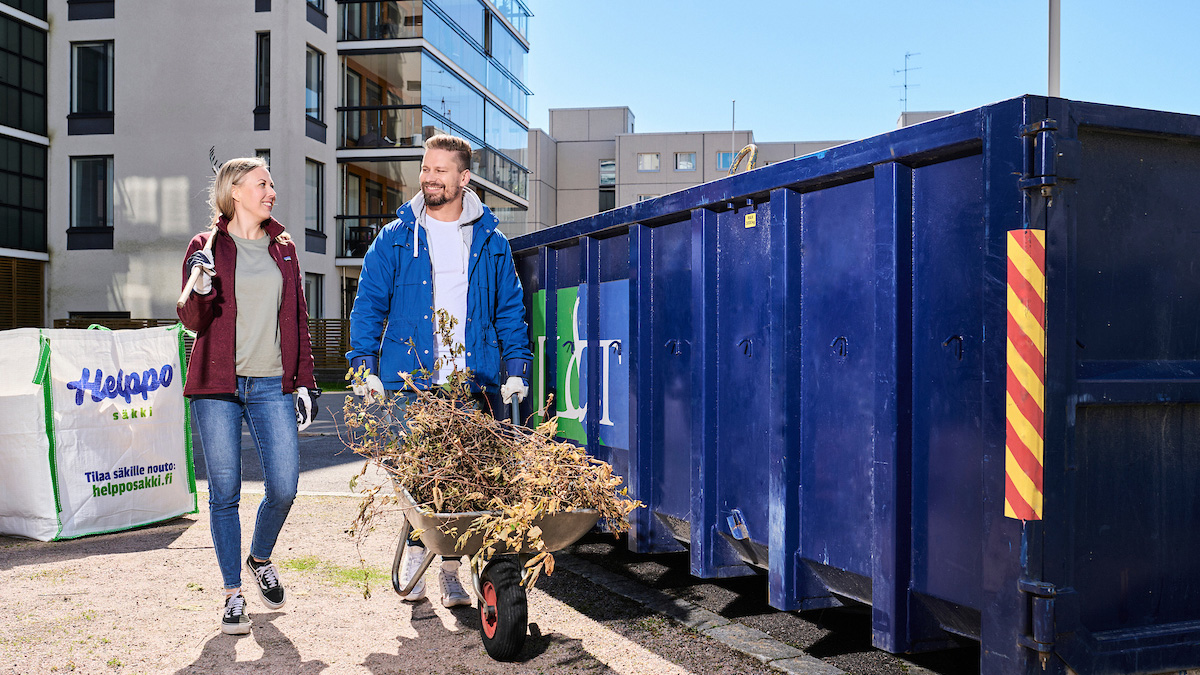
top-left (335, 0), bottom-right (531, 277)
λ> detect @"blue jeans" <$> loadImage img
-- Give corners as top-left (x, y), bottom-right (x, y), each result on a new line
top-left (192, 376), bottom-right (299, 590)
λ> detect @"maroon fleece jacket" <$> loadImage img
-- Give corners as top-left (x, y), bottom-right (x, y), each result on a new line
top-left (177, 216), bottom-right (316, 397)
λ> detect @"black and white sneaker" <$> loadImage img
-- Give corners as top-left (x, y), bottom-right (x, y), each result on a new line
top-left (221, 593), bottom-right (250, 635)
top-left (246, 555), bottom-right (286, 609)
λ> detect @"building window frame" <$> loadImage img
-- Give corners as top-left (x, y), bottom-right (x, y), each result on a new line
top-left (716, 151), bottom-right (734, 172)
top-left (254, 32), bottom-right (270, 130)
top-left (305, 158), bottom-right (327, 254)
top-left (636, 152), bottom-right (660, 172)
top-left (67, 155), bottom-right (114, 250)
top-left (636, 194), bottom-right (657, 202)
top-left (675, 152), bottom-right (696, 172)
top-left (599, 159), bottom-right (616, 187)
top-left (305, 45), bottom-right (327, 142)
top-left (304, 272), bottom-right (324, 318)
top-left (68, 40), bottom-right (114, 135)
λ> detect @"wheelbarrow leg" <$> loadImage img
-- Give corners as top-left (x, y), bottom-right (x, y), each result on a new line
top-left (391, 516), bottom-right (436, 597)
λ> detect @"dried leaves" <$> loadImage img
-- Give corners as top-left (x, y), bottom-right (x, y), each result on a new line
top-left (342, 311), bottom-right (642, 589)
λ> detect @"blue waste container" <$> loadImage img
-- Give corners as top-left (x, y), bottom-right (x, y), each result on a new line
top-left (511, 95), bottom-right (1200, 675)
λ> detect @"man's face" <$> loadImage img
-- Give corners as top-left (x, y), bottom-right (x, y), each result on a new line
top-left (420, 148), bottom-right (469, 207)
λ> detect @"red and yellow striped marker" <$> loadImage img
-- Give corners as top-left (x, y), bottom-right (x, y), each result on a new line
top-left (1006, 229), bottom-right (1046, 520)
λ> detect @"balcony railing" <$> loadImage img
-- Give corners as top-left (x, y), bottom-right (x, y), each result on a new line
top-left (337, 215), bottom-right (394, 258)
top-left (338, 106), bottom-right (425, 149)
top-left (338, 1), bottom-right (422, 41)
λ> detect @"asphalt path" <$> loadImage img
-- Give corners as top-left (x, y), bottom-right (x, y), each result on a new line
top-left (189, 394), bottom-right (981, 675)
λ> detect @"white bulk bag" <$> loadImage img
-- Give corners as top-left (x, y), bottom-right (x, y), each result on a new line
top-left (0, 325), bottom-right (198, 541)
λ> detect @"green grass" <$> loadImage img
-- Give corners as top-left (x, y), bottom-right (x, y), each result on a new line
top-left (282, 556), bottom-right (388, 588)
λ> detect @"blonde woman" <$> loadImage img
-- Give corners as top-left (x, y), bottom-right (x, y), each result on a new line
top-left (177, 157), bottom-right (317, 635)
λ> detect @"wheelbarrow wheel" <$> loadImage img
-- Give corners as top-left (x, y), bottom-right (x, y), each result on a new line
top-left (478, 556), bottom-right (527, 661)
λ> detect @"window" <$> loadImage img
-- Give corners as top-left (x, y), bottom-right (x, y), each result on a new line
top-left (0, 14), bottom-right (47, 136)
top-left (304, 273), bottom-right (324, 318)
top-left (0, 136), bottom-right (47, 252)
top-left (255, 32), bottom-right (270, 130)
top-left (71, 156), bottom-right (112, 228)
top-left (636, 153), bottom-right (659, 172)
top-left (305, 159), bottom-right (323, 232)
top-left (306, 0), bottom-right (327, 30)
top-left (716, 151), bottom-right (734, 172)
top-left (637, 194), bottom-right (657, 202)
top-left (70, 41), bottom-right (113, 134)
top-left (306, 46), bottom-right (323, 122)
top-left (598, 188), bottom-right (615, 212)
top-left (306, 0), bottom-right (323, 10)
top-left (675, 152), bottom-right (696, 171)
top-left (255, 33), bottom-right (270, 109)
top-left (255, 149), bottom-right (270, 168)
top-left (599, 159), bottom-right (615, 187)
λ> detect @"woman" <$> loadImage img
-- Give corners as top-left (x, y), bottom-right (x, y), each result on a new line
top-left (177, 157), bottom-right (318, 635)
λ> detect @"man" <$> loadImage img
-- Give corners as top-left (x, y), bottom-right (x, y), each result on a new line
top-left (346, 134), bottom-right (532, 607)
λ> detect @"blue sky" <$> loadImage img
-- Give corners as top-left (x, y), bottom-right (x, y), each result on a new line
top-left (524, 1), bottom-right (1200, 143)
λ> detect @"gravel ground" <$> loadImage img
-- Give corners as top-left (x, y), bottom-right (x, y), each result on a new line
top-left (0, 494), bottom-right (778, 675)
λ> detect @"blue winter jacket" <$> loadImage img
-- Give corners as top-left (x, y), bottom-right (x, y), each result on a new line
top-left (346, 194), bottom-right (532, 391)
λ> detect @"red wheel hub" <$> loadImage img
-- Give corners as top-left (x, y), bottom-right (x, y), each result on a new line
top-left (480, 580), bottom-right (498, 638)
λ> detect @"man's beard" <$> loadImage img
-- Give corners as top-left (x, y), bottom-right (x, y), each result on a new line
top-left (423, 182), bottom-right (461, 207)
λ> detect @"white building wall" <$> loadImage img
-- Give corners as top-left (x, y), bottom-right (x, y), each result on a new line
top-left (46, 0), bottom-right (338, 321)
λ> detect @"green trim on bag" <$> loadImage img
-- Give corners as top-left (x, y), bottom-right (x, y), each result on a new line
top-left (35, 331), bottom-right (64, 540)
top-left (50, 510), bottom-right (196, 541)
top-left (170, 322), bottom-right (200, 513)
top-left (87, 324), bottom-right (113, 331)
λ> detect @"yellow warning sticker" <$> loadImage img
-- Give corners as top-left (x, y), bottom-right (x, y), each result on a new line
top-left (745, 213), bottom-right (757, 228)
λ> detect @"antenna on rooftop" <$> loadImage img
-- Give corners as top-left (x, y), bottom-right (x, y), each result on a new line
top-left (893, 51), bottom-right (921, 114)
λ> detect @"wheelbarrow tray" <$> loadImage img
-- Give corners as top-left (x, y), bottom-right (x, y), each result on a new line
top-left (393, 484), bottom-right (600, 556)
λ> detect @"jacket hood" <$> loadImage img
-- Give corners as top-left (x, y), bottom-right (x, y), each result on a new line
top-left (403, 187), bottom-right (486, 257)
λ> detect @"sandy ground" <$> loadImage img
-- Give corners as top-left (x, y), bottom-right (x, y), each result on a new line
top-left (0, 493), bottom-right (776, 675)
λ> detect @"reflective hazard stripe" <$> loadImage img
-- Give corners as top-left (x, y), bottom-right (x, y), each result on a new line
top-left (1005, 229), bottom-right (1046, 520)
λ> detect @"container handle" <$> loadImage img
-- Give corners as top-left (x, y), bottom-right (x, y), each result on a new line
top-left (738, 338), bottom-right (753, 357)
top-left (664, 339), bottom-right (689, 356)
top-left (943, 335), bottom-right (964, 361)
top-left (830, 336), bottom-right (849, 359)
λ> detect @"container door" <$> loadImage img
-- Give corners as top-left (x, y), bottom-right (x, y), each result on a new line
top-left (909, 154), bottom-right (986, 634)
top-left (1041, 107), bottom-right (1200, 674)
top-left (798, 178), bottom-right (876, 601)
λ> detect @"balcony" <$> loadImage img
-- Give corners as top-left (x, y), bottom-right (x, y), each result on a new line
top-left (338, 1), bottom-right (422, 41)
top-left (339, 106), bottom-right (425, 149)
top-left (337, 215), bottom-right (394, 258)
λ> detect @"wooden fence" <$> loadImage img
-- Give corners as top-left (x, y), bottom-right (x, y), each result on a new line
top-left (52, 317), bottom-right (351, 376)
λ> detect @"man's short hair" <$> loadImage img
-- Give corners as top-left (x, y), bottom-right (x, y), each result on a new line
top-left (424, 134), bottom-right (472, 172)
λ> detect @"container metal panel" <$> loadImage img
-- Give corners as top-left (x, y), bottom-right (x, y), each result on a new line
top-left (798, 178), bottom-right (877, 588)
top-left (910, 153), bottom-right (986, 610)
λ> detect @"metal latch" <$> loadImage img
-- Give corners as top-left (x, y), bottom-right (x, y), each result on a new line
top-left (1020, 119), bottom-right (1058, 195)
top-left (726, 509), bottom-right (750, 541)
top-left (1018, 577), bottom-right (1057, 668)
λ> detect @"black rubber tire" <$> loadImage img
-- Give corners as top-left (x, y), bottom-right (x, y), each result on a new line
top-left (478, 556), bottom-right (527, 661)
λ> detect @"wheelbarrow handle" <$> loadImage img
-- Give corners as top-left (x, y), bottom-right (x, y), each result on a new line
top-left (391, 516), bottom-right (436, 597)
top-left (510, 398), bottom-right (519, 425)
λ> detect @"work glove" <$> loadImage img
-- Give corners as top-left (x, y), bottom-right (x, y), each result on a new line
top-left (295, 386), bottom-right (321, 431)
top-left (352, 373), bottom-right (385, 405)
top-left (500, 376), bottom-right (528, 404)
top-left (186, 250), bottom-right (216, 295)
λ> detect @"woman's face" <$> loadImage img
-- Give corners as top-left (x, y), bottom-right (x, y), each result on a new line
top-left (232, 167), bottom-right (276, 223)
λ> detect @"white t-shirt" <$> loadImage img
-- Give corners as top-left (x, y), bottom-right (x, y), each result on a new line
top-left (423, 212), bottom-right (470, 383)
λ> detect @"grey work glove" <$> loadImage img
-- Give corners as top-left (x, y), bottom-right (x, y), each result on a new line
top-left (500, 376), bottom-right (528, 404)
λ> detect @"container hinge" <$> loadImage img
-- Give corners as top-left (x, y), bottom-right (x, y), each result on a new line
top-left (1019, 119), bottom-right (1058, 195)
top-left (1018, 577), bottom-right (1057, 668)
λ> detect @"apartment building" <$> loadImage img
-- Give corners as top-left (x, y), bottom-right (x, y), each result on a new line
top-left (0, 0), bottom-right (47, 330)
top-left (0, 0), bottom-right (531, 326)
top-left (528, 107), bottom-right (851, 230)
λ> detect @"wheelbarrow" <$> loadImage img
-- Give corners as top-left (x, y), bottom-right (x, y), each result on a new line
top-left (388, 394), bottom-right (596, 659)
top-left (390, 485), bottom-right (598, 660)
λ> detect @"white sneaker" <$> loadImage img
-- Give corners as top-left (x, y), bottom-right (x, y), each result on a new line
top-left (399, 545), bottom-right (427, 601)
top-left (439, 561), bottom-right (471, 608)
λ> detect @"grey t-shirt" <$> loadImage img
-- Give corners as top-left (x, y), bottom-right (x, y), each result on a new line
top-left (231, 232), bottom-right (283, 377)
